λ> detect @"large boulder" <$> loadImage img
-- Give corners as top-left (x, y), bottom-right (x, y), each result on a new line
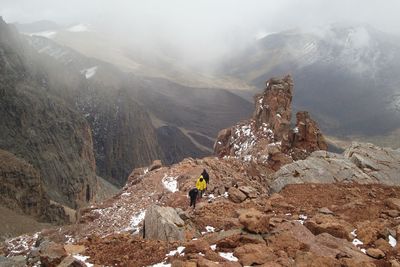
top-left (267, 221), bottom-right (373, 265)
top-left (269, 150), bottom-right (375, 193)
top-left (304, 214), bottom-right (354, 241)
top-left (143, 205), bottom-right (185, 242)
top-left (238, 208), bottom-right (269, 234)
top-left (38, 241), bottom-right (67, 267)
top-left (233, 243), bottom-right (274, 266)
top-left (270, 142), bottom-right (400, 193)
top-left (228, 187), bottom-right (247, 203)
top-left (344, 142), bottom-right (400, 185)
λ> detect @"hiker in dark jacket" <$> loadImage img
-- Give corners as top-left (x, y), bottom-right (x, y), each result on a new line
top-left (188, 188), bottom-right (199, 209)
top-left (201, 169), bottom-right (209, 184)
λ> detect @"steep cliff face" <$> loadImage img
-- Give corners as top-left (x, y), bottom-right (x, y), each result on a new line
top-left (0, 149), bottom-right (69, 224)
top-left (0, 17), bottom-right (97, 209)
top-left (77, 86), bottom-right (164, 186)
top-left (214, 75), bottom-right (327, 170)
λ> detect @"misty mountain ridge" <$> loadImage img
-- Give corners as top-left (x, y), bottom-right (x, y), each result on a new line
top-left (222, 24), bottom-right (400, 145)
top-left (14, 20), bottom-right (256, 91)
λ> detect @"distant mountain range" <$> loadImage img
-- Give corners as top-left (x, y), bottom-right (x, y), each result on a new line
top-left (221, 24), bottom-right (400, 142)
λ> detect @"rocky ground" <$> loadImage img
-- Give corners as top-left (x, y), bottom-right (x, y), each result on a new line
top-left (2, 156), bottom-right (400, 266)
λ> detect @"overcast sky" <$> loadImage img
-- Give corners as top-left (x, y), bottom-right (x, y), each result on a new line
top-left (2, 0), bottom-right (400, 66)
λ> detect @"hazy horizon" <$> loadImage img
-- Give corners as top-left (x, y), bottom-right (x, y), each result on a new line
top-left (2, 0), bottom-right (400, 68)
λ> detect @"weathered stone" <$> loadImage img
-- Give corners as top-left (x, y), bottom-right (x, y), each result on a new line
top-left (172, 260), bottom-right (197, 267)
top-left (39, 241), bottom-right (67, 267)
top-left (228, 187), bottom-right (247, 203)
top-left (176, 208), bottom-right (191, 221)
top-left (216, 233), bottom-right (266, 249)
top-left (390, 259), bottom-right (400, 267)
top-left (385, 198), bottom-right (400, 211)
top-left (374, 238), bottom-right (393, 254)
top-left (238, 208), bottom-right (269, 234)
top-left (234, 243), bottom-right (274, 266)
top-left (305, 214), bottom-right (354, 241)
top-left (63, 244), bottom-right (86, 255)
top-left (57, 255), bottom-right (87, 267)
top-left (366, 248), bottom-right (385, 259)
top-left (270, 150), bottom-right (375, 193)
top-left (149, 160), bottom-right (163, 171)
top-left (238, 186), bottom-right (258, 198)
top-left (294, 251), bottom-right (339, 267)
top-left (270, 222), bottom-right (372, 263)
top-left (197, 257), bottom-right (220, 267)
top-left (344, 142), bottom-right (400, 186)
top-left (143, 205), bottom-right (185, 242)
top-left (318, 207), bottom-right (334, 215)
top-left (0, 256), bottom-right (25, 267)
top-left (356, 220), bottom-right (389, 245)
top-left (383, 209), bottom-right (400, 218)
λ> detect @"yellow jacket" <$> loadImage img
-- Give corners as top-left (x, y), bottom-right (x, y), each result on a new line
top-left (196, 176), bottom-right (207, 191)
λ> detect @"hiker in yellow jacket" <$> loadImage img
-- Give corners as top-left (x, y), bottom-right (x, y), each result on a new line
top-left (196, 175), bottom-right (207, 198)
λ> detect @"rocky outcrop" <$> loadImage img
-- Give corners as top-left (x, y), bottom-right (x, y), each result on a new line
top-left (286, 111), bottom-right (328, 160)
top-left (143, 205), bottom-right (185, 242)
top-left (269, 150), bottom-right (374, 192)
top-left (214, 75), bottom-right (327, 170)
top-left (0, 149), bottom-right (68, 224)
top-left (270, 142), bottom-right (400, 192)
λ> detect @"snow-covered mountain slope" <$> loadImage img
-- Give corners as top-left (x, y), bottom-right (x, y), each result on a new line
top-left (222, 25), bottom-right (400, 141)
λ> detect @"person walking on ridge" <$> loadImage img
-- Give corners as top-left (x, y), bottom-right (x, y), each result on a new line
top-left (196, 176), bottom-right (207, 198)
top-left (201, 169), bottom-right (209, 184)
top-left (188, 188), bottom-right (199, 209)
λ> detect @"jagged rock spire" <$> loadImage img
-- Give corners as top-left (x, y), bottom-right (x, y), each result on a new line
top-left (214, 75), bottom-right (327, 170)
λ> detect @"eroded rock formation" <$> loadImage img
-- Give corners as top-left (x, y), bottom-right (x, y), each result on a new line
top-left (214, 75), bottom-right (327, 170)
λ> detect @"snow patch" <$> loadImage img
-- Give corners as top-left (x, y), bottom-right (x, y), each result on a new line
top-left (255, 31), bottom-right (275, 40)
top-left (162, 175), bottom-right (179, 193)
top-left (150, 262), bottom-right (171, 267)
top-left (350, 229), bottom-right (357, 237)
top-left (130, 210), bottom-right (146, 233)
top-left (389, 235), bottom-right (397, 247)
top-left (210, 244), bottom-right (216, 251)
top-left (219, 252), bottom-right (238, 262)
top-left (80, 66), bottom-right (98, 79)
top-left (166, 246), bottom-right (185, 256)
top-left (206, 226), bottom-right (215, 233)
top-left (30, 31), bottom-right (57, 38)
top-left (68, 24), bottom-right (89, 32)
top-left (352, 239), bottom-right (363, 246)
top-left (73, 254), bottom-right (94, 267)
